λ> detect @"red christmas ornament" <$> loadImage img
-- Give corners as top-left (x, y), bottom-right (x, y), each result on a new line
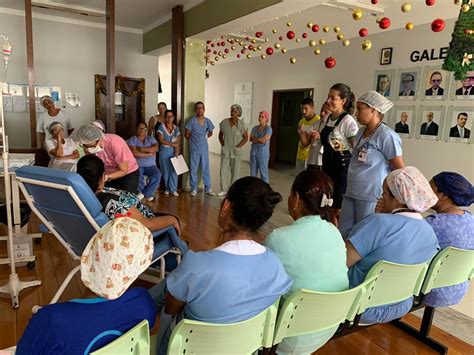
top-left (213, 50), bottom-right (217, 54)
top-left (379, 17), bottom-right (391, 30)
top-left (211, 43), bottom-right (215, 47)
top-left (241, 49), bottom-right (245, 54)
top-left (249, 45), bottom-right (254, 50)
top-left (207, 49), bottom-right (211, 53)
top-left (206, 40), bottom-right (211, 44)
top-left (286, 31), bottom-right (296, 40)
top-left (302, 32), bottom-right (308, 39)
top-left (266, 47), bottom-right (274, 55)
top-left (279, 36), bottom-right (284, 41)
top-left (221, 41), bottom-right (225, 46)
top-left (431, 18), bottom-right (445, 32)
top-left (237, 54), bottom-right (241, 58)
top-left (371, 0), bottom-right (379, 4)
top-left (217, 42), bottom-right (221, 46)
top-left (425, 0), bottom-right (435, 6)
top-left (224, 48), bottom-right (229, 53)
top-left (324, 56), bottom-right (336, 69)
top-left (255, 31), bottom-right (261, 38)
top-left (312, 24), bottom-right (320, 33)
top-left (359, 28), bottom-right (368, 37)
top-left (245, 36), bottom-right (249, 41)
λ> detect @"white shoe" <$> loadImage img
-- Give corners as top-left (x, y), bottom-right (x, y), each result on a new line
top-left (164, 190), bottom-right (170, 195)
top-left (190, 190), bottom-right (197, 197)
top-left (172, 191), bottom-right (179, 197)
top-left (146, 196), bottom-right (155, 202)
top-left (217, 191), bottom-right (227, 197)
top-left (137, 193), bottom-right (145, 200)
top-left (206, 190), bottom-right (216, 196)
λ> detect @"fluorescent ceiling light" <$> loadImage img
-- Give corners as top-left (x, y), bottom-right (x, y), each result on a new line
top-left (31, 0), bottom-right (105, 18)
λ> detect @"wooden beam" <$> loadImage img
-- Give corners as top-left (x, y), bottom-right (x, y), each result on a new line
top-left (24, 0), bottom-right (37, 148)
top-left (171, 5), bottom-right (184, 126)
top-left (106, 0), bottom-right (115, 133)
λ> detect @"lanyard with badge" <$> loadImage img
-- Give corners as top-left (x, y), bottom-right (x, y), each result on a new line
top-left (356, 121), bottom-right (382, 163)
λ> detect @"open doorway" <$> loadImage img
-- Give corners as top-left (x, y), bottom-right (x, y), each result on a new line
top-left (269, 88), bottom-right (313, 169)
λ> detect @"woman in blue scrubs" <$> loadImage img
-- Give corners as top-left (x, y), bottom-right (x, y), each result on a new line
top-left (157, 110), bottom-right (181, 196)
top-left (250, 111), bottom-right (272, 183)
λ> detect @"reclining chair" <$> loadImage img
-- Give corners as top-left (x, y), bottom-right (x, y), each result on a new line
top-left (15, 165), bottom-right (187, 309)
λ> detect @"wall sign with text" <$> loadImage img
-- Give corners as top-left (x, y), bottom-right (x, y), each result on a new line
top-left (410, 47), bottom-right (448, 62)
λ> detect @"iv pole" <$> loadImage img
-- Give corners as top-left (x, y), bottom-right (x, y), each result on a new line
top-left (0, 34), bottom-right (41, 309)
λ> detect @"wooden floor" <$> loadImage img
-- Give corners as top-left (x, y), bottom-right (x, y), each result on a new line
top-left (1, 192), bottom-right (473, 354)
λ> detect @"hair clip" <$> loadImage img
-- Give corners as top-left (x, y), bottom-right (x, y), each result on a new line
top-left (305, 186), bottom-right (320, 195)
top-left (320, 194), bottom-right (333, 208)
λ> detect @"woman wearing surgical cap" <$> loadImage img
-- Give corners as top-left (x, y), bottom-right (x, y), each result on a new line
top-left (345, 166), bottom-right (439, 324)
top-left (45, 121), bottom-right (79, 171)
top-left (77, 124), bottom-right (139, 193)
top-left (17, 218), bottom-right (157, 354)
top-left (423, 172), bottom-right (474, 308)
top-left (217, 104), bottom-right (249, 196)
top-left (339, 90), bottom-right (405, 238)
top-left (249, 111), bottom-right (272, 183)
top-left (36, 95), bottom-right (73, 147)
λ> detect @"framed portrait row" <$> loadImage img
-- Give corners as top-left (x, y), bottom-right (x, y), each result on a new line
top-left (387, 106), bottom-right (473, 144)
top-left (374, 66), bottom-right (474, 102)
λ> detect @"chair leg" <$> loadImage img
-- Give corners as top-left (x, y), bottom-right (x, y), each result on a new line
top-left (391, 307), bottom-right (448, 355)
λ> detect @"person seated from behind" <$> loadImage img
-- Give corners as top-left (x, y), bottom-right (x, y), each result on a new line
top-left (265, 170), bottom-right (348, 354)
top-left (346, 166), bottom-right (439, 324)
top-left (148, 177), bottom-right (293, 354)
top-left (17, 217), bottom-right (157, 355)
top-left (423, 172), bottom-right (474, 307)
top-left (45, 121), bottom-right (79, 171)
top-left (76, 155), bottom-right (182, 238)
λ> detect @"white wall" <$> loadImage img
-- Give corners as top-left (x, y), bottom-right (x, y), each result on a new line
top-left (0, 13), bottom-right (158, 147)
top-left (205, 19), bottom-right (474, 191)
top-left (158, 53), bottom-right (171, 108)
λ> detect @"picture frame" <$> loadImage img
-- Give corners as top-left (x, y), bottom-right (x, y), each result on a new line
top-left (373, 69), bottom-right (396, 100)
top-left (394, 67), bottom-right (422, 101)
top-left (415, 106), bottom-right (446, 141)
top-left (380, 47), bottom-right (392, 65)
top-left (389, 105), bottom-right (417, 139)
top-left (450, 70), bottom-right (474, 101)
top-left (421, 66), bottom-right (451, 101)
top-left (443, 106), bottom-right (473, 144)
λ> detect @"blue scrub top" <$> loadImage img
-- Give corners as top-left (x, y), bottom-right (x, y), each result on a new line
top-left (346, 124), bottom-right (402, 202)
top-left (157, 123), bottom-right (180, 153)
top-left (127, 135), bottom-right (158, 167)
top-left (185, 116), bottom-right (215, 153)
top-left (250, 125), bottom-right (272, 156)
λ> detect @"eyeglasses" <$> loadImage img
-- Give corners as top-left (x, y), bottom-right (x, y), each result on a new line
top-left (431, 79), bottom-right (442, 83)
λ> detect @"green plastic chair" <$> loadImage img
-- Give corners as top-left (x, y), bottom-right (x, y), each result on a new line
top-left (272, 276), bottom-right (378, 345)
top-left (167, 300), bottom-right (279, 355)
top-left (90, 320), bottom-right (150, 355)
top-left (358, 260), bottom-right (429, 314)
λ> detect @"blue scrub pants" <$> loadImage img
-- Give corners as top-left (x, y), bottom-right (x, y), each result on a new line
top-left (189, 150), bottom-right (211, 192)
top-left (339, 196), bottom-right (377, 239)
top-left (159, 151), bottom-right (178, 193)
top-left (138, 165), bottom-right (161, 198)
top-left (250, 154), bottom-right (270, 183)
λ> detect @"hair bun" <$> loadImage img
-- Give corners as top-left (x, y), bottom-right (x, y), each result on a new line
top-left (264, 192), bottom-right (283, 208)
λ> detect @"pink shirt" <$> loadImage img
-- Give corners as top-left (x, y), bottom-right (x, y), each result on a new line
top-left (97, 134), bottom-right (138, 175)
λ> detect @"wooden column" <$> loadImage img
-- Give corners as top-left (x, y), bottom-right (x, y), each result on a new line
top-left (106, 0), bottom-right (115, 133)
top-left (24, 0), bottom-right (37, 148)
top-left (171, 5), bottom-right (184, 125)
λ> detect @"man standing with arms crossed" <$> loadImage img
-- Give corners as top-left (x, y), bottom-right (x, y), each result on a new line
top-left (295, 97), bottom-right (320, 175)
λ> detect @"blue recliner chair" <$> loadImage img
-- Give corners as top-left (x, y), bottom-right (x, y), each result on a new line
top-left (15, 165), bottom-right (187, 309)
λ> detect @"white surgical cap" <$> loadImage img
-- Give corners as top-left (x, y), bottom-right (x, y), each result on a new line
top-left (77, 124), bottom-right (104, 145)
top-left (357, 90), bottom-right (393, 114)
top-left (48, 121), bottom-right (64, 134)
top-left (91, 120), bottom-right (106, 132)
top-left (40, 95), bottom-right (53, 106)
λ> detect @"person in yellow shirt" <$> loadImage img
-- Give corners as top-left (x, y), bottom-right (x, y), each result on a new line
top-left (295, 98), bottom-right (320, 175)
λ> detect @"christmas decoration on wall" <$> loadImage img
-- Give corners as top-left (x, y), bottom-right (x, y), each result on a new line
top-left (406, 22), bottom-right (415, 30)
top-left (431, 18), bottom-right (446, 32)
top-left (401, 2), bottom-right (412, 13)
top-left (426, 0), bottom-right (436, 6)
top-left (442, 0), bottom-right (474, 80)
top-left (325, 56), bottom-right (336, 69)
top-left (359, 28), bottom-right (368, 37)
top-left (379, 17), bottom-right (391, 30)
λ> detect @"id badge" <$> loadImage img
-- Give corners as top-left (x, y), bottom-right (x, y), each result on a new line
top-left (171, 136), bottom-right (177, 143)
top-left (358, 146), bottom-right (368, 162)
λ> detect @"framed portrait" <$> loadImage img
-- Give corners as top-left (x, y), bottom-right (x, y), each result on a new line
top-left (450, 70), bottom-right (474, 101)
top-left (415, 106), bottom-right (446, 141)
top-left (443, 107), bottom-right (473, 144)
top-left (380, 47), bottom-right (392, 65)
top-left (394, 67), bottom-right (422, 101)
top-left (373, 69), bottom-right (396, 100)
top-left (421, 66), bottom-right (451, 101)
top-left (389, 106), bottom-right (417, 139)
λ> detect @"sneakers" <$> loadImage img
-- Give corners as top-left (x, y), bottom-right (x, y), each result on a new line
top-left (146, 196), bottom-right (155, 202)
top-left (206, 190), bottom-right (216, 196)
top-left (190, 190), bottom-right (197, 197)
top-left (172, 191), bottom-right (179, 197)
top-left (217, 191), bottom-right (227, 197)
top-left (137, 193), bottom-right (145, 200)
top-left (164, 190), bottom-right (170, 196)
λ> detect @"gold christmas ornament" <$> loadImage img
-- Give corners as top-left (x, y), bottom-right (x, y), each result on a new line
top-left (246, 54), bottom-right (252, 59)
top-left (253, 47), bottom-right (257, 52)
top-left (231, 46), bottom-right (236, 50)
top-left (287, 21), bottom-right (292, 27)
top-left (265, 38), bottom-right (269, 42)
top-left (337, 34), bottom-right (344, 41)
top-left (281, 48), bottom-right (288, 53)
top-left (296, 38), bottom-right (301, 43)
top-left (307, 22), bottom-right (313, 28)
top-left (215, 56), bottom-right (219, 61)
top-left (462, 4), bottom-right (470, 12)
top-left (272, 28), bottom-right (277, 33)
top-left (222, 54), bottom-right (227, 59)
top-left (323, 25), bottom-right (330, 32)
top-left (362, 40), bottom-right (372, 50)
top-left (290, 57), bottom-right (297, 64)
top-left (261, 54), bottom-right (266, 59)
top-left (244, 45), bottom-right (249, 49)
top-left (251, 39), bottom-right (257, 44)
top-left (239, 41), bottom-right (244, 46)
top-left (309, 39), bottom-right (317, 47)
top-left (343, 39), bottom-right (350, 46)
top-left (405, 22), bottom-right (414, 30)
top-left (454, 0), bottom-right (461, 4)
top-left (257, 45), bottom-right (262, 50)
top-left (352, 8), bottom-right (363, 20)
top-left (319, 39), bottom-right (326, 45)
top-left (401, 2), bottom-right (412, 13)
top-left (274, 43), bottom-right (281, 49)
top-left (334, 25), bottom-right (341, 33)
top-left (210, 61), bottom-right (215, 66)
top-left (314, 47), bottom-right (321, 55)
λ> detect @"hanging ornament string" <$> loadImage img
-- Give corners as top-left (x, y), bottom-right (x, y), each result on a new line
top-left (462, 53), bottom-right (472, 66)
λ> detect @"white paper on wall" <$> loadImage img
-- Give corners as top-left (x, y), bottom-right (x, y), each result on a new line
top-left (2, 95), bottom-right (13, 112)
top-left (234, 82), bottom-right (253, 125)
top-left (65, 92), bottom-right (81, 107)
top-left (12, 95), bottom-right (26, 112)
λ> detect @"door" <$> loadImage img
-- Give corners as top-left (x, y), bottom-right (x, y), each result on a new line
top-left (269, 89), bottom-right (313, 168)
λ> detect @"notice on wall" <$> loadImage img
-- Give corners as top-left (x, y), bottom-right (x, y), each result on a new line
top-left (12, 95), bottom-right (27, 112)
top-left (234, 82), bottom-right (253, 124)
top-left (65, 92), bottom-right (81, 107)
top-left (2, 95), bottom-right (13, 112)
